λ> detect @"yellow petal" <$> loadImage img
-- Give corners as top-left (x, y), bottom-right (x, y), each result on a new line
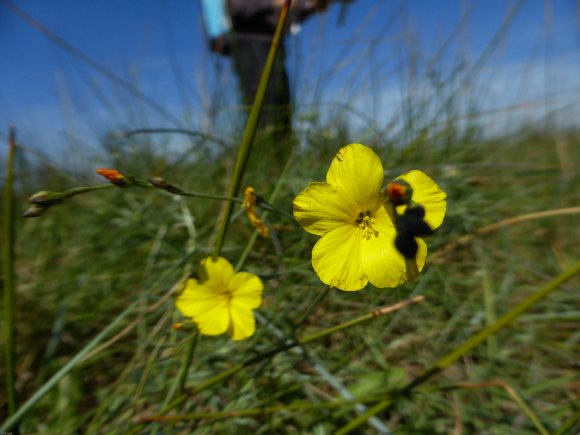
top-left (199, 256), bottom-right (235, 291)
top-left (362, 213), bottom-right (427, 288)
top-left (175, 279), bottom-right (219, 318)
top-left (293, 182), bottom-right (358, 236)
top-left (176, 280), bottom-right (231, 336)
top-left (228, 303), bottom-right (256, 340)
top-left (326, 144), bottom-right (385, 211)
top-left (312, 224), bottom-right (367, 291)
top-left (230, 272), bottom-right (263, 309)
top-left (397, 170), bottom-right (446, 230)
top-left (196, 304), bottom-right (230, 336)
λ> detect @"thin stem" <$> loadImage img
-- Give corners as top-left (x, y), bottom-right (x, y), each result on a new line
top-left (554, 410), bottom-right (580, 435)
top-left (438, 381), bottom-right (550, 435)
top-left (235, 155), bottom-right (295, 272)
top-left (299, 296), bottom-right (424, 346)
top-left (140, 394), bottom-right (388, 423)
top-left (336, 260), bottom-right (580, 434)
top-left (432, 206), bottom-right (580, 263)
top-left (289, 287), bottom-right (331, 337)
top-left (149, 180), bottom-right (293, 222)
top-left (138, 380), bottom-right (550, 432)
top-left (0, 303), bottom-right (137, 432)
top-left (3, 127), bottom-right (18, 420)
top-left (124, 128), bottom-right (228, 149)
top-left (151, 182), bottom-right (243, 203)
top-left (148, 178), bottom-right (295, 221)
top-left (178, 333), bottom-right (198, 395)
top-left (213, 0), bottom-right (292, 256)
top-left (135, 296), bottom-right (425, 425)
top-left (62, 183), bottom-right (116, 197)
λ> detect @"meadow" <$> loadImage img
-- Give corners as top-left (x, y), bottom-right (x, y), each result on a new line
top-left (2, 1), bottom-right (580, 434)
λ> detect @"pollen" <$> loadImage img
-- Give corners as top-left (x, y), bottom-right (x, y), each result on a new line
top-left (356, 211), bottom-right (378, 239)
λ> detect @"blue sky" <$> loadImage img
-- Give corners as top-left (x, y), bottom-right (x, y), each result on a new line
top-left (1, 0), bottom-right (579, 160)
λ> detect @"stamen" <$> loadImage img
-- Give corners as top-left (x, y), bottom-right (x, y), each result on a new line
top-left (356, 211), bottom-right (378, 239)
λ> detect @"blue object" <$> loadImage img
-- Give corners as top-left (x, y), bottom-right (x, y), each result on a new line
top-left (200, 0), bottom-right (230, 39)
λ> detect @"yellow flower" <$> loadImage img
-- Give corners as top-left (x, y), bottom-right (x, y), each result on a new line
top-left (176, 256), bottom-right (263, 340)
top-left (293, 143), bottom-right (446, 291)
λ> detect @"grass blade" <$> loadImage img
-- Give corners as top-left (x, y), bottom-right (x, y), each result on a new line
top-left (336, 260), bottom-right (580, 434)
top-left (0, 303), bottom-right (136, 431)
top-left (213, 0), bottom-right (292, 256)
top-left (3, 127), bottom-right (18, 422)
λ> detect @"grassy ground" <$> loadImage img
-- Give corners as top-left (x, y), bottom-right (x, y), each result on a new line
top-left (1, 122), bottom-right (579, 433)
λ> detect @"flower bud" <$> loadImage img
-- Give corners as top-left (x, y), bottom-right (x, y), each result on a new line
top-left (149, 177), bottom-right (169, 189)
top-left (96, 168), bottom-right (133, 187)
top-left (23, 205), bottom-right (48, 218)
top-left (385, 179), bottom-right (413, 205)
top-left (243, 186), bottom-right (269, 237)
top-left (27, 190), bottom-right (63, 207)
top-left (148, 177), bottom-right (183, 194)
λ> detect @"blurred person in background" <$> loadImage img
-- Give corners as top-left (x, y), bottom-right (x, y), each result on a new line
top-left (201, 0), bottom-right (350, 164)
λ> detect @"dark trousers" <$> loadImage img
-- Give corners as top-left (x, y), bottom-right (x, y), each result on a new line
top-left (230, 34), bottom-right (291, 138)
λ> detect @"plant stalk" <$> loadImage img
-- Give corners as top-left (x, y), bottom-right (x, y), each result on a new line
top-left (336, 260), bottom-right (580, 434)
top-left (3, 126), bottom-right (18, 421)
top-left (0, 303), bottom-right (136, 431)
top-left (213, 0), bottom-right (292, 256)
top-left (136, 295), bottom-right (425, 426)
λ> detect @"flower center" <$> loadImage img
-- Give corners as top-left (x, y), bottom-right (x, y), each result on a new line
top-left (216, 288), bottom-right (234, 306)
top-left (356, 211), bottom-right (378, 239)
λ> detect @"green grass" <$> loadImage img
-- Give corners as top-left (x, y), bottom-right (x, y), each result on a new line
top-left (2, 1), bottom-right (580, 431)
top-left (1, 124), bottom-right (579, 433)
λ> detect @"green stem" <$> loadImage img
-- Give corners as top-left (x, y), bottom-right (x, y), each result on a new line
top-left (138, 296), bottom-right (425, 425)
top-left (164, 190), bottom-right (242, 203)
top-left (178, 333), bottom-right (198, 395)
top-left (0, 303), bottom-right (136, 431)
top-left (62, 183), bottom-right (116, 197)
top-left (149, 178), bottom-right (295, 220)
top-left (213, 0), bottom-right (292, 256)
top-left (336, 260), bottom-right (580, 434)
top-left (29, 176), bottom-right (296, 221)
top-left (141, 395), bottom-right (388, 423)
top-left (3, 127), bottom-right (18, 420)
top-left (555, 410), bottom-right (580, 435)
top-left (502, 387), bottom-right (550, 435)
top-left (235, 155), bottom-right (295, 272)
top-left (435, 382), bottom-right (550, 435)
